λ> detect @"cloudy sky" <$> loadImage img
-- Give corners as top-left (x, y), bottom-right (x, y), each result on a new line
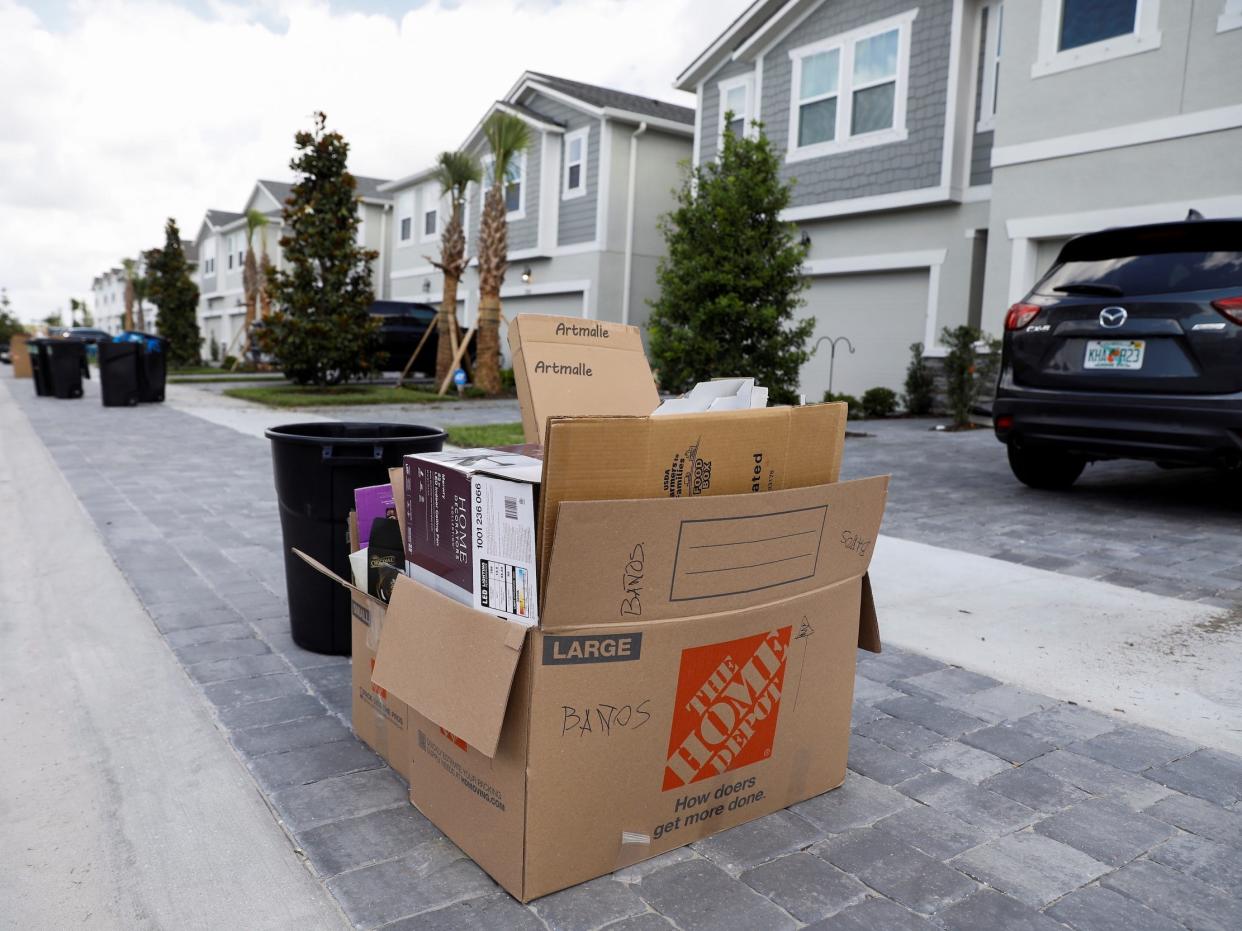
top-left (0, 0), bottom-right (741, 323)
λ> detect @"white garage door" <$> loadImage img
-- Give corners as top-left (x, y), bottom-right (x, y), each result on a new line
top-left (498, 291), bottom-right (586, 364)
top-left (800, 269), bottom-right (929, 400)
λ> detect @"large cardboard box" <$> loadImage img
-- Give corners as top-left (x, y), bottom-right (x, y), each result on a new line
top-left (10, 333), bottom-right (32, 379)
top-left (508, 315), bottom-right (660, 443)
top-left (365, 405), bottom-right (885, 900)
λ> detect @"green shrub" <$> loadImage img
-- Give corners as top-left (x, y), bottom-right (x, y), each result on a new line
top-left (903, 342), bottom-right (934, 415)
top-left (822, 390), bottom-right (862, 419)
top-left (861, 386), bottom-right (899, 418)
top-left (941, 325), bottom-right (1001, 427)
top-left (221, 354), bottom-right (238, 369)
top-left (500, 367), bottom-right (516, 392)
top-left (209, 335), bottom-right (220, 363)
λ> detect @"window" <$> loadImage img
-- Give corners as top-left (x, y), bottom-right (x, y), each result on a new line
top-left (787, 10), bottom-right (915, 162)
top-left (482, 152), bottom-right (525, 218)
top-left (397, 191), bottom-right (414, 244)
top-left (202, 239), bottom-right (215, 275)
top-left (419, 183), bottom-right (439, 242)
top-left (717, 74), bottom-right (753, 141)
top-left (977, 2), bottom-right (1003, 131)
top-left (1220, 0), bottom-right (1242, 32)
top-left (1032, 0), bottom-right (1160, 77)
top-left (562, 127), bottom-right (589, 198)
top-left (424, 209), bottom-right (438, 237)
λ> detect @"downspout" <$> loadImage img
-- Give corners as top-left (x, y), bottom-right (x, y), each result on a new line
top-left (621, 121), bottom-right (648, 325)
top-left (379, 204), bottom-right (391, 299)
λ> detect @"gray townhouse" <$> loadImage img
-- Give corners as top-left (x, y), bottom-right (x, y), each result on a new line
top-left (379, 72), bottom-right (693, 353)
top-left (195, 177), bottom-right (392, 359)
top-left (678, 0), bottom-right (1242, 399)
top-left (90, 241), bottom-right (197, 335)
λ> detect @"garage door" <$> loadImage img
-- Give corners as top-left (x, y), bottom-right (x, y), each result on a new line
top-left (800, 269), bottom-right (929, 399)
top-left (498, 291), bottom-right (586, 364)
top-left (1035, 237), bottom-right (1072, 282)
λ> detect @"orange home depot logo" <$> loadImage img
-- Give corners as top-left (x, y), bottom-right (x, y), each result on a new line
top-left (663, 626), bottom-right (792, 791)
top-left (369, 658), bottom-right (388, 701)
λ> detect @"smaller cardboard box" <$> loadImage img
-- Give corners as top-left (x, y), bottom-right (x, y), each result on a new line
top-left (10, 333), bottom-right (32, 379)
top-left (403, 449), bottom-right (542, 625)
top-left (508, 314), bottom-right (660, 443)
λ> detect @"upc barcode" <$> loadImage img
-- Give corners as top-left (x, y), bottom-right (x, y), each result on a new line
top-left (504, 496), bottom-right (518, 520)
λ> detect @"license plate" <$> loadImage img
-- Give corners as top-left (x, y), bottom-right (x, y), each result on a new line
top-left (1084, 340), bottom-right (1145, 370)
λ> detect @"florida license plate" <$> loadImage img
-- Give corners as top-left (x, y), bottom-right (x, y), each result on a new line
top-left (1084, 340), bottom-right (1145, 370)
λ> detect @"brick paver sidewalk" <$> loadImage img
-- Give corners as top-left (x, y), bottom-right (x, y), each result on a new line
top-left (11, 380), bottom-right (1242, 931)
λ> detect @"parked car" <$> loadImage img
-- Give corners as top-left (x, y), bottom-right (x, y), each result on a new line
top-left (993, 217), bottom-right (1242, 489)
top-left (0, 341), bottom-right (10, 364)
top-left (370, 301), bottom-right (475, 376)
top-left (56, 327), bottom-right (112, 344)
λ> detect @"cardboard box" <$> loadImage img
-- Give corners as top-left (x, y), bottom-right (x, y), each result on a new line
top-left (508, 314), bottom-right (660, 443)
top-left (10, 333), bottom-right (32, 379)
top-left (403, 449), bottom-right (542, 625)
top-left (367, 468), bottom-right (887, 901)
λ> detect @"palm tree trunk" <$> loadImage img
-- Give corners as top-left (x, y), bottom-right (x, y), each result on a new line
top-left (136, 302), bottom-right (145, 332)
top-left (435, 275), bottom-right (459, 384)
top-left (476, 294), bottom-right (502, 394)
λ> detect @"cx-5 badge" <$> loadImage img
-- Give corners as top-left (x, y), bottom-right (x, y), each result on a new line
top-left (1099, 306), bottom-right (1127, 328)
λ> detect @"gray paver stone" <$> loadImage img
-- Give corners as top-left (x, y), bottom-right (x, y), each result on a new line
top-left (741, 853), bottom-right (868, 923)
top-left (873, 695), bottom-right (988, 738)
top-left (383, 893), bottom-right (544, 931)
top-left (1046, 885), bottom-right (1184, 931)
top-left (231, 714), bottom-right (354, 758)
top-left (847, 736), bottom-right (933, 785)
top-left (271, 767), bottom-right (411, 833)
top-left (1033, 798), bottom-right (1174, 866)
top-left (814, 831), bottom-right (977, 915)
top-left (637, 859), bottom-right (797, 931)
top-left (898, 667), bottom-right (1001, 700)
top-left (942, 686), bottom-right (1055, 724)
top-left (898, 771), bottom-right (1038, 833)
top-left (692, 810), bottom-right (823, 874)
top-left (202, 671), bottom-right (309, 709)
top-left (918, 742), bottom-right (1011, 784)
top-left (951, 831), bottom-right (1109, 907)
top-left (856, 650), bottom-right (946, 684)
top-left (531, 877), bottom-right (647, 931)
top-left (174, 636), bottom-right (271, 664)
top-left (805, 896), bottom-right (937, 930)
top-left (855, 716), bottom-right (946, 755)
top-left (1148, 831), bottom-right (1242, 895)
top-left (600, 914), bottom-right (677, 930)
top-left (1026, 750), bottom-right (1173, 810)
top-left (979, 765), bottom-right (1091, 813)
top-left (296, 804), bottom-right (442, 878)
top-left (852, 677), bottom-right (904, 705)
top-left (1144, 749), bottom-right (1242, 807)
top-left (326, 847), bottom-right (495, 929)
top-left (1144, 793), bottom-right (1242, 846)
top-left (960, 724), bottom-right (1054, 764)
top-left (163, 621), bottom-right (255, 648)
top-left (248, 737), bottom-right (382, 792)
top-left (611, 847), bottom-right (700, 883)
top-left (1101, 859), bottom-right (1242, 931)
top-left (1069, 724), bottom-right (1201, 773)
top-left (872, 804), bottom-right (989, 859)
top-left (939, 889), bottom-right (1066, 931)
top-left (791, 773), bottom-right (914, 833)
top-left (1009, 703), bottom-right (1119, 745)
top-left (186, 652), bottom-right (291, 684)
top-left (215, 693), bottom-right (327, 730)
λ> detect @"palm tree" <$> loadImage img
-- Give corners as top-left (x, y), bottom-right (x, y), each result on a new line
top-left (429, 150), bottom-right (481, 384)
top-left (121, 258), bottom-right (137, 331)
top-left (476, 112), bottom-right (531, 395)
top-left (238, 209), bottom-right (269, 365)
top-left (133, 273), bottom-right (149, 332)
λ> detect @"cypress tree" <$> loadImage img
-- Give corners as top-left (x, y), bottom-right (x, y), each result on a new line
top-left (146, 218), bottom-right (202, 367)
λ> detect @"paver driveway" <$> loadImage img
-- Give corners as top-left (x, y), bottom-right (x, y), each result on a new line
top-left (7, 374), bottom-right (1242, 930)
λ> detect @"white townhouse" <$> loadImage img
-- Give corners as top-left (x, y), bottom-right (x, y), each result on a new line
top-left (678, 0), bottom-right (1242, 398)
top-left (195, 177), bottom-right (392, 359)
top-left (90, 241), bottom-right (195, 335)
top-left (379, 71), bottom-right (694, 357)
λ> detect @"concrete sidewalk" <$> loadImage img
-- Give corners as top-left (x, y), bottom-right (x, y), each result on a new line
top-left (0, 377), bottom-right (347, 930)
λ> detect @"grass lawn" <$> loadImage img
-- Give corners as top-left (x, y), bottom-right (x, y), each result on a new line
top-left (224, 384), bottom-right (452, 407)
top-left (169, 375), bottom-right (289, 384)
top-left (445, 422), bottom-right (526, 448)
top-left (170, 366), bottom-right (235, 375)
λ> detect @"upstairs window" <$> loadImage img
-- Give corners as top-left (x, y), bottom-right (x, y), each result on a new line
top-left (977, 2), bottom-right (1004, 131)
top-left (423, 208), bottom-right (437, 238)
top-left (1058, 0), bottom-right (1136, 51)
top-left (787, 10), bottom-right (915, 162)
top-left (1032, 0), bottom-right (1160, 77)
top-left (717, 74), bottom-right (753, 141)
top-left (483, 153), bottom-right (525, 218)
top-left (397, 191), bottom-right (414, 243)
top-left (563, 127), bottom-right (589, 198)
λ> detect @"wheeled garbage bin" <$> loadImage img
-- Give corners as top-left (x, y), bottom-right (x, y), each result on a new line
top-left (99, 341), bottom-right (142, 407)
top-left (46, 338), bottom-right (87, 399)
top-left (265, 422), bottom-right (447, 654)
top-left (114, 331), bottom-right (169, 402)
top-left (28, 338), bottom-right (53, 396)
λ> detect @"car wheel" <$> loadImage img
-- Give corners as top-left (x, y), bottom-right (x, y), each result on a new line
top-left (1007, 444), bottom-right (1085, 490)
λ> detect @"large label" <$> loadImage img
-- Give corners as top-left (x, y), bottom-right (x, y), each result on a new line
top-left (542, 633), bottom-right (643, 665)
top-left (663, 627), bottom-right (792, 790)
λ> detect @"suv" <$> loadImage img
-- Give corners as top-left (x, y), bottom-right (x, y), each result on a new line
top-left (993, 217), bottom-right (1242, 489)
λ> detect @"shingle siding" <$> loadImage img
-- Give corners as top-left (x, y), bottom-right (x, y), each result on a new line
top-left (698, 57), bottom-right (760, 165)
top-left (970, 5), bottom-right (993, 186)
top-left (467, 131), bottom-right (542, 253)
top-left (697, 0), bottom-right (954, 206)
top-left (520, 91), bottom-right (600, 247)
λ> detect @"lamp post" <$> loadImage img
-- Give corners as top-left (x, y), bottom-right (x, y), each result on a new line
top-left (814, 335), bottom-right (855, 396)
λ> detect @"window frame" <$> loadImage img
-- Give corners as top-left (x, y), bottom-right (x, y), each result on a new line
top-left (976, 2), bottom-right (1003, 132)
top-left (419, 182), bottom-right (440, 243)
top-left (785, 9), bottom-right (917, 164)
top-left (1032, 0), bottom-right (1161, 78)
top-left (717, 73), bottom-right (754, 144)
top-left (396, 191), bottom-right (415, 245)
top-left (562, 127), bottom-right (589, 200)
top-left (481, 151), bottom-right (527, 221)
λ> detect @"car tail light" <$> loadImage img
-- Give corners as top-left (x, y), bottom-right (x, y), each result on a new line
top-left (1211, 295), bottom-right (1242, 325)
top-left (995, 414), bottom-right (1014, 431)
top-left (1004, 303), bottom-right (1040, 331)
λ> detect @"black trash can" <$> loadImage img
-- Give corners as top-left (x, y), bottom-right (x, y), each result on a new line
top-left (265, 422), bottom-right (447, 654)
top-left (47, 339), bottom-right (87, 399)
top-left (135, 333), bottom-right (168, 402)
top-left (28, 338), bottom-right (53, 396)
top-left (99, 342), bottom-right (141, 407)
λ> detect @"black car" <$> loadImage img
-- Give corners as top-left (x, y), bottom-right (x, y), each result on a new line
top-left (371, 301), bottom-right (476, 375)
top-left (57, 327), bottom-right (112, 344)
top-left (993, 217), bottom-right (1242, 489)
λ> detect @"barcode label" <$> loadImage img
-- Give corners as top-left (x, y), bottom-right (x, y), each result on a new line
top-left (504, 496), bottom-right (518, 520)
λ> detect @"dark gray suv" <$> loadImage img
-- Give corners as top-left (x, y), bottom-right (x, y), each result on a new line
top-left (993, 218), bottom-right (1242, 489)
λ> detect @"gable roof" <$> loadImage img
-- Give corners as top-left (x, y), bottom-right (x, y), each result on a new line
top-left (205, 209), bottom-right (244, 228)
top-left (524, 71), bottom-right (695, 125)
top-left (674, 0), bottom-right (792, 90)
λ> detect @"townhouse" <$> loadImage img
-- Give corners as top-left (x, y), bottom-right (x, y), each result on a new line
top-left (90, 241), bottom-right (196, 335)
top-left (678, 0), bottom-right (1242, 398)
top-left (195, 177), bottom-right (391, 359)
top-left (379, 72), bottom-right (693, 353)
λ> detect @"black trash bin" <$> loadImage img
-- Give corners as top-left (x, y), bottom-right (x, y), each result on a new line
top-left (265, 422), bottom-right (447, 654)
top-left (99, 341), bottom-right (142, 407)
top-left (135, 333), bottom-right (168, 402)
top-left (28, 338), bottom-right (53, 396)
top-left (46, 339), bottom-right (87, 399)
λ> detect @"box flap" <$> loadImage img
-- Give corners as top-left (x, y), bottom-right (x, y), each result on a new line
top-left (858, 572), bottom-right (881, 653)
top-left (537, 404), bottom-right (847, 602)
top-left (540, 475), bottom-right (887, 628)
top-left (508, 313), bottom-right (660, 444)
top-left (388, 467), bottom-right (406, 546)
top-left (293, 547), bottom-right (385, 614)
top-left (371, 574), bottom-right (526, 758)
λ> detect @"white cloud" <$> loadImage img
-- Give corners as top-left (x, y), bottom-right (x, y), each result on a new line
top-left (0, 0), bottom-right (739, 322)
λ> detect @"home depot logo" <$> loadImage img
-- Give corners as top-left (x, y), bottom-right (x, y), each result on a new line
top-left (663, 626), bottom-right (792, 790)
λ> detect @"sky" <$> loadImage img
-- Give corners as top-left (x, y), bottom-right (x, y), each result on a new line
top-left (0, 0), bottom-right (741, 323)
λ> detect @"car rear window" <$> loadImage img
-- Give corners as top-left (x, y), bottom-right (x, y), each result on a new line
top-left (1038, 250), bottom-right (1242, 296)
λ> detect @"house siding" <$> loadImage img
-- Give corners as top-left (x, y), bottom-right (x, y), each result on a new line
top-left (969, 4), bottom-right (993, 186)
top-left (466, 131), bottom-right (541, 254)
top-left (520, 91), bottom-right (601, 247)
top-left (761, 0), bottom-right (953, 206)
top-left (698, 57), bottom-right (759, 164)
